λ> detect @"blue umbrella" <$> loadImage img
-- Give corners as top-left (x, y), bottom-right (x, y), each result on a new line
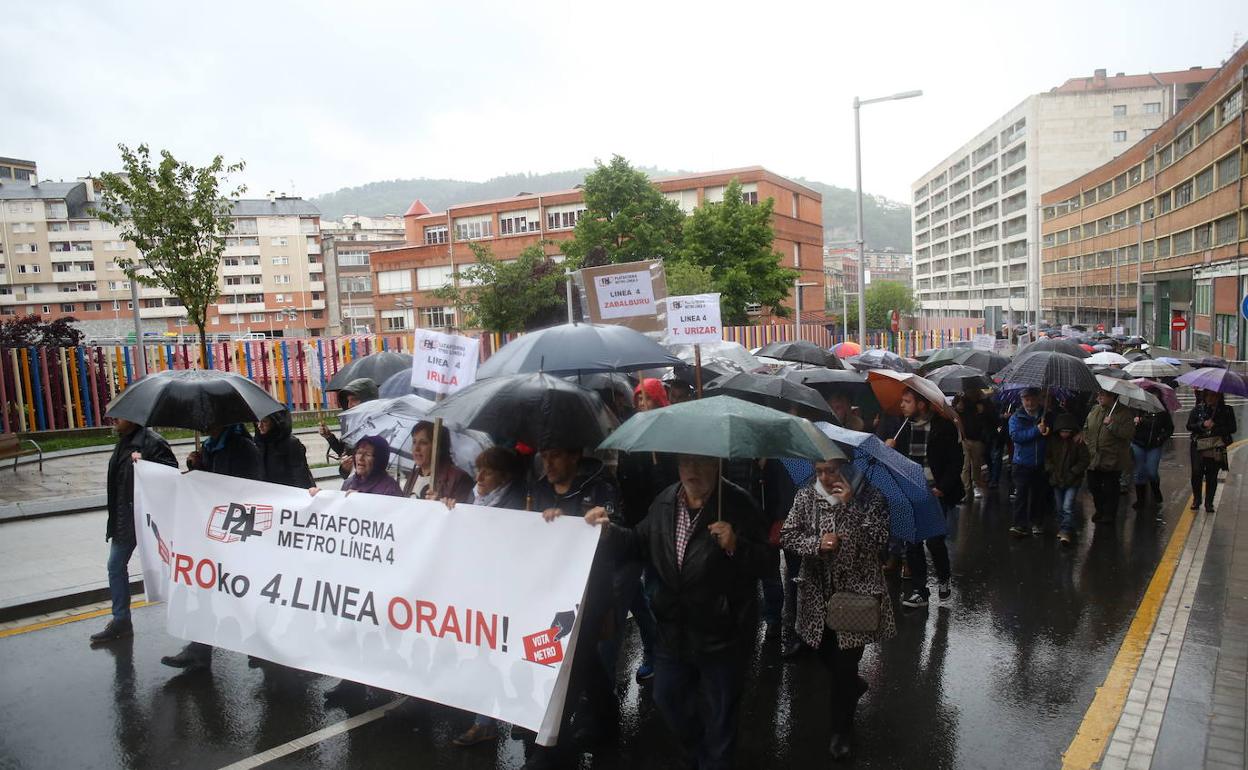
top-left (814, 422), bottom-right (946, 542)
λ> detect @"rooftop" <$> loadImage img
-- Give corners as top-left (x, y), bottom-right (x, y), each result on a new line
top-left (1050, 66), bottom-right (1217, 93)
top-left (0, 180), bottom-right (81, 201)
top-left (230, 197), bottom-right (320, 217)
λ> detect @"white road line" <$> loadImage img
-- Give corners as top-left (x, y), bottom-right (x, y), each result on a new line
top-left (218, 697), bottom-right (408, 770)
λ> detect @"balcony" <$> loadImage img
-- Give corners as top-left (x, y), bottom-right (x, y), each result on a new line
top-left (224, 244), bottom-right (262, 257)
top-left (310, 299), bottom-right (326, 310)
top-left (139, 305), bottom-right (187, 319)
top-left (50, 251), bottom-right (80, 263)
top-left (52, 270), bottom-right (96, 282)
top-left (308, 262), bottom-right (324, 274)
top-left (217, 301), bottom-right (267, 314)
top-left (309, 280), bottom-right (325, 292)
top-left (222, 264), bottom-right (262, 276)
top-left (139, 286), bottom-right (170, 298)
top-left (307, 243), bottom-right (321, 255)
top-left (56, 290), bottom-right (99, 301)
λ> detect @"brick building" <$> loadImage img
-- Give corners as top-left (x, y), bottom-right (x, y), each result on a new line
top-left (367, 167), bottom-right (824, 332)
top-left (1040, 45), bottom-right (1247, 355)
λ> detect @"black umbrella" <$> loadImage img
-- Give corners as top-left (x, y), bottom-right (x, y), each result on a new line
top-left (1090, 365), bottom-right (1132, 380)
top-left (704, 372), bottom-right (832, 417)
top-left (919, 349), bottom-right (1010, 375)
top-left (105, 369), bottom-right (285, 432)
top-left (378, 369), bottom-right (438, 400)
top-left (327, 351), bottom-right (413, 392)
top-left (1123, 350), bottom-right (1152, 363)
top-left (1124, 336), bottom-right (1146, 346)
top-left (423, 372), bottom-right (618, 449)
top-left (476, 323), bottom-right (680, 378)
top-left (846, 349), bottom-right (913, 373)
top-left (1000, 351), bottom-right (1100, 393)
top-left (782, 367), bottom-right (877, 411)
top-left (913, 348), bottom-right (942, 361)
top-left (923, 364), bottom-right (993, 395)
top-left (1195, 356), bottom-right (1229, 370)
top-left (1021, 338), bottom-right (1090, 358)
top-left (755, 340), bottom-right (843, 369)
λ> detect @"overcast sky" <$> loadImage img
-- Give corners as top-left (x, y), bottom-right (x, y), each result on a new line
top-left (6, 0), bottom-right (1245, 204)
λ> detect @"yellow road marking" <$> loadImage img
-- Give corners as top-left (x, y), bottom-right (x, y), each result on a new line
top-left (0, 600), bottom-right (152, 639)
top-left (1062, 438), bottom-right (1245, 769)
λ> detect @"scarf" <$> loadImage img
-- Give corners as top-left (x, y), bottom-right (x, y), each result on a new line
top-left (814, 478), bottom-right (839, 508)
top-left (473, 481), bottom-right (513, 509)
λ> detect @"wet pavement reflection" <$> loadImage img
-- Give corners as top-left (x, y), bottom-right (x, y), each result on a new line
top-left (2, 405), bottom-right (1243, 769)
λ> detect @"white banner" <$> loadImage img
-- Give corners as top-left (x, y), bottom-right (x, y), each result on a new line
top-left (973, 334), bottom-right (996, 351)
top-left (594, 268), bottom-right (656, 319)
top-left (665, 293), bottom-right (722, 345)
top-left (133, 462), bottom-right (599, 742)
top-left (411, 329), bottom-right (479, 395)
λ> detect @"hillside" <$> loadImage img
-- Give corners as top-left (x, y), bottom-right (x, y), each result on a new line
top-left (313, 169), bottom-right (912, 252)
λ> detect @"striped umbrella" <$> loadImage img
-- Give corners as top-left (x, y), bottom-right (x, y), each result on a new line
top-left (1000, 350), bottom-right (1100, 393)
top-left (1021, 338), bottom-right (1090, 358)
top-left (1123, 359), bottom-right (1180, 379)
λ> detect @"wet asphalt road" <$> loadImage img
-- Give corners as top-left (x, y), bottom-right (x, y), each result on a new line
top-left (0, 407), bottom-right (1241, 770)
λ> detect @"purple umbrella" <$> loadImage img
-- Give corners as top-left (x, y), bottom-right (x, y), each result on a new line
top-left (1176, 367), bottom-right (1248, 397)
top-left (1132, 379), bottom-right (1180, 411)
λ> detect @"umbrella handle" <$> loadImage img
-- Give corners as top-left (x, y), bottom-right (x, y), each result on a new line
top-left (717, 458), bottom-right (722, 523)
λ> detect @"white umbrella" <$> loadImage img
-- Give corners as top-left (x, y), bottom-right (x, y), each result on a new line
top-left (1123, 359), bottom-right (1180, 378)
top-left (1095, 374), bottom-right (1164, 413)
top-left (667, 340), bottom-right (765, 374)
top-left (338, 395), bottom-right (491, 476)
top-left (1086, 351), bottom-right (1130, 366)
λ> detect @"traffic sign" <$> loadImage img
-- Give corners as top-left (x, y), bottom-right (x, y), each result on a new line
top-left (1171, 316), bottom-right (1188, 332)
top-left (1241, 292), bottom-right (1248, 322)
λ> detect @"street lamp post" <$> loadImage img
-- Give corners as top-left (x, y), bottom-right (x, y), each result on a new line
top-left (854, 89), bottom-right (922, 344)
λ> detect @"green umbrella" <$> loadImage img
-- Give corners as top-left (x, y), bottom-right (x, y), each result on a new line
top-left (598, 395), bottom-right (844, 462)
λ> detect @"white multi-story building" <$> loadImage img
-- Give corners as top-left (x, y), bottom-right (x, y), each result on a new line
top-left (910, 67), bottom-right (1215, 330)
top-left (0, 166), bottom-right (327, 338)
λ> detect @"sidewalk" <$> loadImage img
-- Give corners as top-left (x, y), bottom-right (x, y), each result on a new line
top-left (1097, 440), bottom-right (1248, 770)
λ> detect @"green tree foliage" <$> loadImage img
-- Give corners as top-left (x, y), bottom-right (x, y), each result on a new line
top-left (435, 242), bottom-right (576, 333)
top-left (0, 314), bottom-right (85, 348)
top-left (845, 280), bottom-right (918, 330)
top-left (560, 156), bottom-right (685, 266)
top-left (97, 144), bottom-right (244, 366)
top-left (663, 260), bottom-right (717, 297)
top-left (676, 179), bottom-right (797, 325)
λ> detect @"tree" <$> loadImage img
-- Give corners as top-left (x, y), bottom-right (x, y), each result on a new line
top-left (663, 260), bottom-right (716, 297)
top-left (0, 314), bottom-right (85, 348)
top-left (560, 155), bottom-right (685, 266)
top-left (435, 242), bottom-right (576, 333)
top-left (675, 179), bottom-right (797, 325)
top-left (845, 280), bottom-right (918, 331)
top-left (96, 144), bottom-right (245, 366)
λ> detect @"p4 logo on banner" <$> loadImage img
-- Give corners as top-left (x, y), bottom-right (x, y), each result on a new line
top-left (665, 293), bottom-right (722, 345)
top-left (411, 329), bottom-right (479, 394)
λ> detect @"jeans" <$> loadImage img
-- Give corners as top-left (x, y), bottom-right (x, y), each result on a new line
top-left (653, 648), bottom-right (744, 770)
top-left (1053, 486), bottom-right (1079, 534)
top-left (815, 632), bottom-right (866, 734)
top-left (1132, 445), bottom-right (1163, 485)
top-left (1011, 464), bottom-right (1047, 528)
top-left (987, 435), bottom-right (1004, 485)
top-left (108, 538), bottom-right (137, 622)
top-left (1087, 469), bottom-right (1121, 521)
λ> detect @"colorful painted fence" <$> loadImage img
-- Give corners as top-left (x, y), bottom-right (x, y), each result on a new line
top-left (1, 326), bottom-right (985, 433)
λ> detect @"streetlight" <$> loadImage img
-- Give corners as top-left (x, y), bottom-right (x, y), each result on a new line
top-left (854, 89), bottom-right (922, 344)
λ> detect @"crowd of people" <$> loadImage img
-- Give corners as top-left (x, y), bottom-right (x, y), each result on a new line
top-left (86, 348), bottom-right (1240, 769)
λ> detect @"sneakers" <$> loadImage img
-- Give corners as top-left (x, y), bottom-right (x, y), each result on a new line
top-left (635, 660), bottom-right (655, 681)
top-left (452, 722), bottom-right (497, 747)
top-left (1058, 531), bottom-right (1073, 546)
top-left (1009, 525), bottom-right (1030, 538)
top-left (1031, 524), bottom-right (1044, 536)
top-left (89, 618), bottom-right (132, 645)
top-left (937, 581), bottom-right (951, 602)
top-left (901, 590), bottom-right (929, 608)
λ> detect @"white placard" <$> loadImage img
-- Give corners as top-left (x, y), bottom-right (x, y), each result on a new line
top-left (411, 329), bottom-right (479, 394)
top-left (665, 293), bottom-right (722, 345)
top-left (133, 462), bottom-right (599, 742)
top-left (1112, 326), bottom-right (1125, 336)
top-left (973, 334), bottom-right (996, 351)
top-left (595, 269), bottom-right (656, 319)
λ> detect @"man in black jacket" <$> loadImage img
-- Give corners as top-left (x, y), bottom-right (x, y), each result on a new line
top-left (586, 454), bottom-right (773, 770)
top-left (161, 423), bottom-right (261, 672)
top-left (256, 409), bottom-right (314, 488)
top-left (886, 387), bottom-right (963, 609)
top-left (89, 418), bottom-right (177, 645)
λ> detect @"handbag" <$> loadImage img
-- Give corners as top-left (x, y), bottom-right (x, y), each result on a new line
top-left (1196, 435), bottom-right (1226, 461)
top-left (825, 591), bottom-right (882, 633)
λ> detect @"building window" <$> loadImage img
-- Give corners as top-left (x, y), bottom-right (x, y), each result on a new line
top-left (420, 306), bottom-right (455, 328)
top-left (1173, 180), bottom-right (1193, 207)
top-left (84, 302), bottom-right (101, 311)
top-left (377, 269), bottom-right (412, 294)
top-left (1217, 314), bottom-right (1240, 352)
top-left (270, 237), bottom-right (288, 247)
top-left (417, 265), bottom-right (455, 290)
top-left (383, 313), bottom-right (409, 331)
top-left (1143, 102), bottom-right (1161, 114)
top-left (741, 190), bottom-right (759, 205)
top-left (545, 207), bottom-right (586, 231)
top-left (423, 226), bottom-right (448, 245)
top-left (1220, 89), bottom-right (1243, 126)
top-left (1175, 130), bottom-right (1194, 157)
top-left (1216, 215), bottom-right (1238, 245)
top-left (17, 264), bottom-right (40, 273)
top-left (272, 257), bottom-right (289, 265)
top-left (274, 274), bottom-right (291, 284)
top-left (60, 303), bottom-right (76, 312)
top-left (337, 251), bottom-right (370, 266)
top-left (1112, 104), bottom-right (1127, 117)
top-left (1217, 152), bottom-right (1240, 187)
top-left (250, 313), bottom-right (266, 322)
top-left (453, 217), bottom-right (493, 241)
top-left (499, 211), bottom-right (539, 235)
top-left (1195, 167), bottom-right (1215, 197)
top-left (1172, 230), bottom-right (1192, 254)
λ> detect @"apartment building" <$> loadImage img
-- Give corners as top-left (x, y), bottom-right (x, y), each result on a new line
top-left (1040, 46), bottom-right (1247, 356)
top-left (911, 66), bottom-right (1216, 331)
top-left (320, 213), bottom-right (410, 335)
top-left (0, 172), bottom-right (326, 338)
top-left (0, 157), bottom-right (36, 183)
top-left (368, 167), bottom-right (825, 332)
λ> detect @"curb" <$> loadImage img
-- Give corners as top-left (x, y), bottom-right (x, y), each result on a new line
top-left (0, 464), bottom-right (344, 523)
top-left (0, 578), bottom-right (144, 624)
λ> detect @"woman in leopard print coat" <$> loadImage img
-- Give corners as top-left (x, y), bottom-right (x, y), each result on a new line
top-left (780, 457), bottom-right (895, 760)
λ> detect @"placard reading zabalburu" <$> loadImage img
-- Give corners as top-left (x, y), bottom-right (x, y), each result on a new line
top-left (132, 462), bottom-right (600, 744)
top-left (576, 260), bottom-right (668, 333)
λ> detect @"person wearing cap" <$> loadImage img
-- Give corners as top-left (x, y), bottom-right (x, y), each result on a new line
top-left (318, 377), bottom-right (380, 478)
top-left (1083, 389), bottom-right (1136, 525)
top-left (1008, 387), bottom-right (1049, 538)
top-left (1045, 414), bottom-right (1091, 545)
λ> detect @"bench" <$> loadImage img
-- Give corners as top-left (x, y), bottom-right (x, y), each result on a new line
top-left (0, 433), bottom-right (42, 473)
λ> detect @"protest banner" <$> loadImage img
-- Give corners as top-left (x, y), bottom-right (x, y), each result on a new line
top-left (133, 462), bottom-right (600, 743)
top-left (575, 260), bottom-right (667, 332)
top-left (973, 334), bottom-right (996, 351)
top-left (665, 293), bottom-right (722, 345)
top-left (411, 329), bottom-right (479, 395)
